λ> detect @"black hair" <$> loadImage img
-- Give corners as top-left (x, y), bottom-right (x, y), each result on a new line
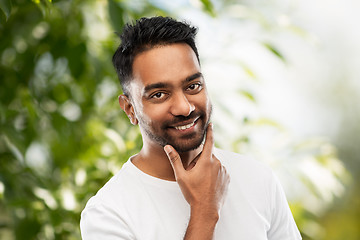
top-left (112, 16), bottom-right (199, 95)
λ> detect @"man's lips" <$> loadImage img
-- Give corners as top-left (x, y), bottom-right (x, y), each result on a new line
top-left (174, 121), bottom-right (196, 130)
top-left (169, 117), bottom-right (200, 131)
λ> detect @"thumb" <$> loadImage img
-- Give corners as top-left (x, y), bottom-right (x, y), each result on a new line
top-left (164, 145), bottom-right (184, 179)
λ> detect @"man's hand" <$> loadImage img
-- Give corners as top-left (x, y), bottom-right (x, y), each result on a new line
top-left (164, 123), bottom-right (230, 239)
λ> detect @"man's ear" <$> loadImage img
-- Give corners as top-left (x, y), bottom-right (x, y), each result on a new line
top-left (118, 95), bottom-right (138, 125)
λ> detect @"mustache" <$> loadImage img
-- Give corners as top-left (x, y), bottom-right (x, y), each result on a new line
top-left (162, 111), bottom-right (203, 128)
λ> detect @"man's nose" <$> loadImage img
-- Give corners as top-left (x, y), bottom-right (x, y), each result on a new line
top-left (170, 93), bottom-right (195, 117)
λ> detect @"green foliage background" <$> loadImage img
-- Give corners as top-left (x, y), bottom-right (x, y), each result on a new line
top-left (0, 0), bottom-right (359, 240)
top-left (0, 0), bottom-right (152, 239)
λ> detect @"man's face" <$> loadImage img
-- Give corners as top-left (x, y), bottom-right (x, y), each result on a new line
top-left (127, 43), bottom-right (212, 152)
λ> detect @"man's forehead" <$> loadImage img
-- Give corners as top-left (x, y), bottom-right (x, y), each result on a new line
top-left (132, 44), bottom-right (199, 72)
top-left (130, 44), bottom-right (201, 91)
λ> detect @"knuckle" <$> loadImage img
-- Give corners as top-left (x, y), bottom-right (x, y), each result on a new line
top-left (214, 159), bottom-right (221, 168)
top-left (170, 153), bottom-right (180, 163)
top-left (176, 176), bottom-right (183, 183)
top-left (176, 174), bottom-right (185, 184)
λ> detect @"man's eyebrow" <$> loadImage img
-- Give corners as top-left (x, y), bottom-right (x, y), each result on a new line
top-left (184, 72), bottom-right (203, 83)
top-left (143, 82), bottom-right (170, 94)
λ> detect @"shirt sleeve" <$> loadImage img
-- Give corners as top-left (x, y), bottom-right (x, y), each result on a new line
top-left (267, 173), bottom-right (302, 240)
top-left (80, 199), bottom-right (135, 240)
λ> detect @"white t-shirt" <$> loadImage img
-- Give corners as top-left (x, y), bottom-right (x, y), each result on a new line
top-left (80, 148), bottom-right (302, 240)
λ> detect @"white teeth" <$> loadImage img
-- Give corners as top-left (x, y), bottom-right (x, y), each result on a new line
top-left (175, 122), bottom-right (195, 130)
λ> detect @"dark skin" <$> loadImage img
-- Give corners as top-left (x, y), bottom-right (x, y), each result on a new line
top-left (119, 43), bottom-right (230, 239)
top-left (164, 123), bottom-right (230, 239)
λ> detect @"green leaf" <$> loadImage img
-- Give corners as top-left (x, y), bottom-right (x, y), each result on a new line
top-left (263, 43), bottom-right (286, 62)
top-left (243, 66), bottom-right (256, 79)
top-left (66, 43), bottom-right (87, 78)
top-left (0, 0), bottom-right (12, 20)
top-left (15, 217), bottom-right (41, 240)
top-left (238, 90), bottom-right (256, 103)
top-left (252, 117), bottom-right (284, 130)
top-left (108, 0), bottom-right (125, 33)
top-left (200, 0), bottom-right (216, 17)
top-left (238, 62), bottom-right (257, 80)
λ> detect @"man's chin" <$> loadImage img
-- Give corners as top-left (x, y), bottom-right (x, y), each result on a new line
top-left (169, 137), bottom-right (204, 153)
top-left (172, 145), bottom-right (200, 153)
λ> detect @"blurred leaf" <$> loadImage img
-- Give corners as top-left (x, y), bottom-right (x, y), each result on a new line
top-left (32, 0), bottom-right (54, 18)
top-left (240, 63), bottom-right (257, 79)
top-left (15, 217), bottom-right (41, 240)
top-left (251, 117), bottom-right (284, 130)
top-left (0, 0), bottom-right (11, 20)
top-left (238, 90), bottom-right (256, 103)
top-left (66, 43), bottom-right (86, 78)
top-left (200, 0), bottom-right (216, 17)
top-left (108, 0), bottom-right (125, 33)
top-left (263, 42), bottom-right (286, 62)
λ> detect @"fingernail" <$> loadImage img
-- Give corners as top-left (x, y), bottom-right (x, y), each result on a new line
top-left (164, 145), bottom-right (172, 154)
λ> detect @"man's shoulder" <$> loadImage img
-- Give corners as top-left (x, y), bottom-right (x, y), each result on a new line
top-left (214, 147), bottom-right (273, 179)
top-left (83, 160), bottom-right (136, 207)
top-left (214, 148), bottom-right (268, 168)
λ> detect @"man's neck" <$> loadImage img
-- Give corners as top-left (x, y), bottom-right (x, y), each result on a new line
top-left (131, 142), bottom-right (203, 181)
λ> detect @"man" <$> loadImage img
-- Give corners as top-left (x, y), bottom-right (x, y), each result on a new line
top-left (80, 16), bottom-right (302, 240)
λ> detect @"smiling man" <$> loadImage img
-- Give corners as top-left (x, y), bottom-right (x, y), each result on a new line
top-left (80, 16), bottom-right (302, 240)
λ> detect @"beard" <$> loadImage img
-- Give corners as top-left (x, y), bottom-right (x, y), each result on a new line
top-left (139, 106), bottom-right (212, 153)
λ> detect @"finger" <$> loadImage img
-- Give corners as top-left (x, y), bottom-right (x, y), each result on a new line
top-left (164, 145), bottom-right (184, 178)
top-left (201, 123), bottom-right (214, 160)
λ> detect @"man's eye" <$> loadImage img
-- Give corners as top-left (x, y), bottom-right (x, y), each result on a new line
top-left (187, 83), bottom-right (202, 91)
top-left (151, 92), bottom-right (165, 99)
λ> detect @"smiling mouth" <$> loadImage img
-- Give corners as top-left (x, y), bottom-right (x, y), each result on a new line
top-left (175, 122), bottom-right (195, 130)
top-left (172, 117), bottom-right (199, 131)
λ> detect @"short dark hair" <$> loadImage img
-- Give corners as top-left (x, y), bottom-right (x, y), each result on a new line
top-left (112, 16), bottom-right (199, 95)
